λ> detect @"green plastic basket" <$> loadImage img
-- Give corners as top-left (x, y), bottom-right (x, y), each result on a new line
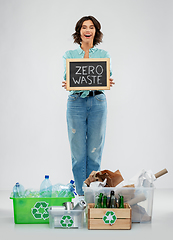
top-left (10, 196), bottom-right (74, 224)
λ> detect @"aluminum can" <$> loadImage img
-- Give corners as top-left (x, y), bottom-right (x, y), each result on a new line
top-left (73, 200), bottom-right (87, 210)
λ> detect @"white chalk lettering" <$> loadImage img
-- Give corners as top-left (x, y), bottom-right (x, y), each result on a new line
top-left (92, 76), bottom-right (96, 84)
top-left (71, 62), bottom-right (106, 87)
top-left (88, 66), bottom-right (95, 75)
top-left (87, 75), bottom-right (92, 85)
top-left (81, 76), bottom-right (87, 84)
top-left (96, 65), bottom-right (104, 75)
top-left (82, 66), bottom-right (87, 75)
top-left (72, 76), bottom-right (81, 84)
top-left (97, 75), bottom-right (102, 84)
top-left (72, 75), bottom-right (103, 85)
top-left (75, 66), bottom-right (82, 74)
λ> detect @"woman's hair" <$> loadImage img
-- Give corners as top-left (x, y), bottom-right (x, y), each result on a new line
top-left (72, 16), bottom-right (103, 46)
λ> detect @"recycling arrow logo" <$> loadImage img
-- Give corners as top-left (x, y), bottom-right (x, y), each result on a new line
top-left (60, 215), bottom-right (74, 228)
top-left (103, 211), bottom-right (117, 225)
top-left (31, 201), bottom-right (49, 220)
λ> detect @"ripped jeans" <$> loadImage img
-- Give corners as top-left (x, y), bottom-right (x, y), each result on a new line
top-left (66, 93), bottom-right (107, 195)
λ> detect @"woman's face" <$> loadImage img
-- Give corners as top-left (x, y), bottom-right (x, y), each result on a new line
top-left (80, 20), bottom-right (96, 45)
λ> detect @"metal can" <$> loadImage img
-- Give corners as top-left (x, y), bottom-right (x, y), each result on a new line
top-left (63, 202), bottom-right (74, 210)
top-left (73, 200), bottom-right (87, 210)
top-left (49, 206), bottom-right (66, 211)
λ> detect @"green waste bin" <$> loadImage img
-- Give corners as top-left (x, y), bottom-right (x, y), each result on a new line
top-left (10, 196), bottom-right (74, 224)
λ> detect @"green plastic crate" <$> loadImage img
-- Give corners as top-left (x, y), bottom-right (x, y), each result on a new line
top-left (10, 196), bottom-right (74, 224)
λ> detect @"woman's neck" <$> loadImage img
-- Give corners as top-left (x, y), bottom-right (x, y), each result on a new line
top-left (81, 42), bottom-right (93, 52)
top-left (81, 42), bottom-right (93, 58)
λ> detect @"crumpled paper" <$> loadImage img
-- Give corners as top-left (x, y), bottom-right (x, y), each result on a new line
top-left (90, 178), bottom-right (107, 188)
top-left (84, 169), bottom-right (124, 187)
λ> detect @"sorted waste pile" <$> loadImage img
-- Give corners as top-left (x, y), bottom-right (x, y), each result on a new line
top-left (11, 168), bottom-right (168, 226)
top-left (83, 168), bottom-right (168, 222)
top-left (11, 175), bottom-right (87, 227)
top-left (12, 175), bottom-right (76, 198)
top-left (84, 168), bottom-right (168, 188)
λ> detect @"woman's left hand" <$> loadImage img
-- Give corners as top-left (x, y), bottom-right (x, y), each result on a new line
top-left (109, 78), bottom-right (115, 87)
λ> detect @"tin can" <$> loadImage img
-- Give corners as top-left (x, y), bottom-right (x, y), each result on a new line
top-left (63, 202), bottom-right (74, 210)
top-left (73, 200), bottom-right (87, 210)
top-left (49, 206), bottom-right (66, 211)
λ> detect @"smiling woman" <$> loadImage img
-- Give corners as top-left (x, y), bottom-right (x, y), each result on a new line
top-left (72, 16), bottom-right (103, 47)
top-left (62, 16), bottom-right (114, 196)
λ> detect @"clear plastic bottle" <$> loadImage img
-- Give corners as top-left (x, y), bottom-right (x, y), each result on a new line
top-left (51, 183), bottom-right (62, 197)
top-left (13, 182), bottom-right (25, 198)
top-left (40, 175), bottom-right (52, 197)
top-left (66, 180), bottom-right (76, 197)
top-left (57, 180), bottom-right (76, 197)
top-left (25, 189), bottom-right (40, 198)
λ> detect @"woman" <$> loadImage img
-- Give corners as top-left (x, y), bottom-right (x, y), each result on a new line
top-left (62, 16), bottom-right (114, 196)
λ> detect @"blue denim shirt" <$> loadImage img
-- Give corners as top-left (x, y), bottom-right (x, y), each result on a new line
top-left (63, 46), bottom-right (112, 98)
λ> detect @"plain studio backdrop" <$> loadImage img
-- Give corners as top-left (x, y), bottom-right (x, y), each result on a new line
top-left (0, 0), bottom-right (172, 190)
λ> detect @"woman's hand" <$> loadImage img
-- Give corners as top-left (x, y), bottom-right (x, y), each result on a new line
top-left (109, 78), bottom-right (115, 87)
top-left (62, 81), bottom-right (67, 89)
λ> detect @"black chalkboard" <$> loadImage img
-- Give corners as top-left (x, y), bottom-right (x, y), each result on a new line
top-left (66, 58), bottom-right (110, 91)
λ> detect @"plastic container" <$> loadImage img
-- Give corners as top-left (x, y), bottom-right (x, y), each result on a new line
top-left (10, 195), bottom-right (74, 224)
top-left (48, 208), bottom-right (84, 229)
top-left (40, 175), bottom-right (52, 197)
top-left (83, 186), bottom-right (154, 223)
top-left (13, 183), bottom-right (25, 198)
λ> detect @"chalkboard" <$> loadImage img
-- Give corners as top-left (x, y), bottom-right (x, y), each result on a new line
top-left (66, 58), bottom-right (110, 91)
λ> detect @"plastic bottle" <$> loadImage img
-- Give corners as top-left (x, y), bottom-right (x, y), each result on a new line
top-left (25, 189), bottom-right (40, 198)
top-left (51, 183), bottom-right (62, 197)
top-left (66, 180), bottom-right (77, 197)
top-left (57, 180), bottom-right (76, 197)
top-left (40, 175), bottom-right (52, 197)
top-left (13, 182), bottom-right (25, 198)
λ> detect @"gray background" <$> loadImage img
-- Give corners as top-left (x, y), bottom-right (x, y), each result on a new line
top-left (0, 0), bottom-right (172, 190)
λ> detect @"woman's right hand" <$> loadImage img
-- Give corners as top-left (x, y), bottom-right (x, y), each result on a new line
top-left (62, 81), bottom-right (67, 89)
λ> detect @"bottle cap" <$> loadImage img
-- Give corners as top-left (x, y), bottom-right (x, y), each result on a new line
top-left (111, 191), bottom-right (114, 196)
top-left (70, 180), bottom-right (74, 184)
top-left (45, 175), bottom-right (49, 179)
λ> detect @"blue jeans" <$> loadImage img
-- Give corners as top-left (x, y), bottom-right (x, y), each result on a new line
top-left (66, 93), bottom-right (107, 195)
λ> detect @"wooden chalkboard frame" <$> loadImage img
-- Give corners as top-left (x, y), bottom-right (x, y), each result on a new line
top-left (66, 58), bottom-right (110, 91)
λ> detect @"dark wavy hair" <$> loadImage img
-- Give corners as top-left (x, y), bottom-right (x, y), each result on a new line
top-left (72, 16), bottom-right (103, 46)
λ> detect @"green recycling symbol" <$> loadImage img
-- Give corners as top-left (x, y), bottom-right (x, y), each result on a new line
top-left (31, 201), bottom-right (49, 220)
top-left (60, 215), bottom-right (74, 228)
top-left (103, 211), bottom-right (117, 225)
